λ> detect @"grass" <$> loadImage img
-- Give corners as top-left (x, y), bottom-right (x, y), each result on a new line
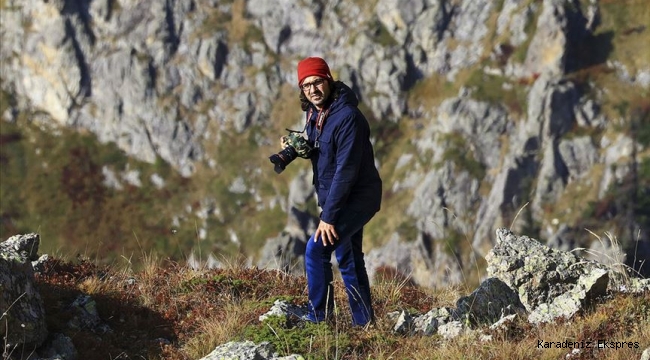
top-left (0, 0), bottom-right (646, 354)
top-left (20, 250), bottom-right (649, 360)
top-left (0, 119), bottom-right (208, 267)
top-left (0, 95), bottom-right (304, 269)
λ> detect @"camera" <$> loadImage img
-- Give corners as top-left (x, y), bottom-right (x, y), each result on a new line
top-left (269, 131), bottom-right (313, 174)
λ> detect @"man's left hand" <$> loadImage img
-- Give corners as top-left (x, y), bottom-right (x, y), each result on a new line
top-left (314, 220), bottom-right (338, 246)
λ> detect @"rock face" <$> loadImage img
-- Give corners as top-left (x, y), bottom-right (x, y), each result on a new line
top-left (486, 228), bottom-right (609, 323)
top-left (0, 233), bottom-right (48, 350)
top-left (1, 0), bottom-right (648, 285)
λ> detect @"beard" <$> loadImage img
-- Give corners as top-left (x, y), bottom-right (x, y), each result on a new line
top-left (308, 90), bottom-right (328, 108)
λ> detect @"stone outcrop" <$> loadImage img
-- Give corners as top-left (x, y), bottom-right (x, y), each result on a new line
top-left (383, 228), bottom-right (643, 337)
top-left (1, 234), bottom-right (79, 360)
top-left (0, 233), bottom-right (48, 351)
top-left (486, 228), bottom-right (610, 323)
top-left (198, 340), bottom-right (304, 360)
top-left (455, 277), bottom-right (525, 325)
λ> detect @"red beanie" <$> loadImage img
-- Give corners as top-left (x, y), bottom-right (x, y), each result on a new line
top-left (297, 57), bottom-right (333, 86)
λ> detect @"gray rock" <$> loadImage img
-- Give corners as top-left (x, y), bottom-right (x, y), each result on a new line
top-left (1, 233), bottom-right (41, 262)
top-left (412, 307), bottom-right (454, 336)
top-left (0, 234), bottom-right (48, 350)
top-left (392, 310), bottom-right (415, 335)
top-left (619, 278), bottom-right (650, 294)
top-left (598, 134), bottom-right (635, 199)
top-left (32, 254), bottom-right (51, 274)
top-left (67, 295), bottom-right (112, 334)
top-left (257, 229), bottom-right (307, 276)
top-left (437, 320), bottom-right (466, 339)
top-left (258, 300), bottom-right (308, 323)
top-left (376, 0), bottom-right (426, 44)
top-left (199, 341), bottom-right (275, 360)
top-left (496, 0), bottom-right (537, 46)
top-left (257, 171), bottom-right (316, 275)
top-left (455, 277), bottom-right (526, 325)
top-left (546, 224), bottom-right (578, 252)
top-left (443, 0), bottom-right (494, 79)
top-left (38, 333), bottom-right (78, 360)
top-left (528, 266), bottom-right (608, 323)
top-left (558, 136), bottom-right (598, 181)
top-left (391, 307), bottom-right (456, 336)
top-left (489, 313), bottom-right (517, 330)
top-left (524, 0), bottom-right (587, 76)
top-left (199, 340), bottom-right (304, 360)
top-left (641, 347), bottom-right (650, 360)
top-left (486, 228), bottom-right (609, 323)
top-left (365, 232), bottom-right (463, 289)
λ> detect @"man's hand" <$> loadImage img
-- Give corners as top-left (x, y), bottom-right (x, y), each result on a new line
top-left (314, 220), bottom-right (338, 246)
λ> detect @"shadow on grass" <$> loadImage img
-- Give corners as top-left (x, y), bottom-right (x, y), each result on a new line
top-left (35, 259), bottom-right (178, 360)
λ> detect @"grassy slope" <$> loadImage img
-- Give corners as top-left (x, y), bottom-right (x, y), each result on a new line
top-left (23, 255), bottom-right (649, 360)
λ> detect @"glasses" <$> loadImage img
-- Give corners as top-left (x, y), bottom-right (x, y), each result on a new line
top-left (300, 78), bottom-right (326, 92)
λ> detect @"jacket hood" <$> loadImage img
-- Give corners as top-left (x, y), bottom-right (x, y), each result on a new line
top-left (329, 81), bottom-right (359, 112)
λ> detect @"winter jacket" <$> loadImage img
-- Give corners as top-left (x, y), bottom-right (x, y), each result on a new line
top-left (305, 82), bottom-right (382, 224)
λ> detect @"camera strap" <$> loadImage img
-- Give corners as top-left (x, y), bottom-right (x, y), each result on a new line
top-left (306, 106), bottom-right (331, 148)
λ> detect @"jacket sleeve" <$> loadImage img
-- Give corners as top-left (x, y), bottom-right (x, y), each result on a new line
top-left (320, 111), bottom-right (364, 224)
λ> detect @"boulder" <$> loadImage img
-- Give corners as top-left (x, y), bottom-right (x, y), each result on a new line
top-left (455, 277), bottom-right (526, 325)
top-left (199, 340), bottom-right (304, 360)
top-left (486, 228), bottom-right (609, 323)
top-left (0, 233), bottom-right (48, 351)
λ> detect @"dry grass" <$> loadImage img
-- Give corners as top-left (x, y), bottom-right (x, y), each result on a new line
top-left (27, 251), bottom-right (649, 360)
top-left (228, 0), bottom-right (250, 44)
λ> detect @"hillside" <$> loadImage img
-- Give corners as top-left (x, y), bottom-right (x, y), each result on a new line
top-left (3, 231), bottom-right (649, 360)
top-left (30, 256), bottom-right (650, 360)
top-left (1, 0), bottom-right (649, 287)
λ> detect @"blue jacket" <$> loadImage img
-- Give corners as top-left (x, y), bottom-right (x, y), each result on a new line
top-left (305, 82), bottom-right (382, 224)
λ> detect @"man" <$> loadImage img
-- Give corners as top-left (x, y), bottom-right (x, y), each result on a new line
top-left (294, 56), bottom-right (382, 326)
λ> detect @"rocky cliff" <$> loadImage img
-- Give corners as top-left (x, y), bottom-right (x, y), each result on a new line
top-left (1, 0), bottom-right (649, 286)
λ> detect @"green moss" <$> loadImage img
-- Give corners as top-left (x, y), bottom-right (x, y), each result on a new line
top-left (242, 26), bottom-right (265, 51)
top-left (243, 315), bottom-right (348, 359)
top-left (632, 105), bottom-right (650, 147)
top-left (439, 131), bottom-right (487, 181)
top-left (465, 69), bottom-right (527, 116)
top-left (561, 124), bottom-right (602, 143)
top-left (511, 2), bottom-right (541, 63)
top-left (396, 220), bottom-right (418, 243)
top-left (441, 227), bottom-right (465, 256)
top-left (368, 19), bottom-right (398, 47)
top-left (0, 85), bottom-right (16, 115)
top-left (200, 8), bottom-right (233, 35)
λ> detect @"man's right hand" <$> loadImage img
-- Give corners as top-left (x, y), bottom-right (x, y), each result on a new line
top-left (314, 220), bottom-right (339, 246)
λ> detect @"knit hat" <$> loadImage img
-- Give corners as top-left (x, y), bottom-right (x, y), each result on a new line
top-left (297, 57), bottom-right (333, 86)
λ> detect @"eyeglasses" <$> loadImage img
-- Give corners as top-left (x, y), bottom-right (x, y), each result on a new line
top-left (300, 78), bottom-right (326, 92)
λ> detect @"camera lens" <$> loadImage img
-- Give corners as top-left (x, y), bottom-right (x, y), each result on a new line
top-left (269, 146), bottom-right (298, 174)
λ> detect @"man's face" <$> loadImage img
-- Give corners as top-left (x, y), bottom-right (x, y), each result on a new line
top-left (301, 76), bottom-right (330, 109)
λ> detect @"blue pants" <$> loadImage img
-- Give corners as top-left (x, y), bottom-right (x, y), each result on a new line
top-left (304, 208), bottom-right (376, 326)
